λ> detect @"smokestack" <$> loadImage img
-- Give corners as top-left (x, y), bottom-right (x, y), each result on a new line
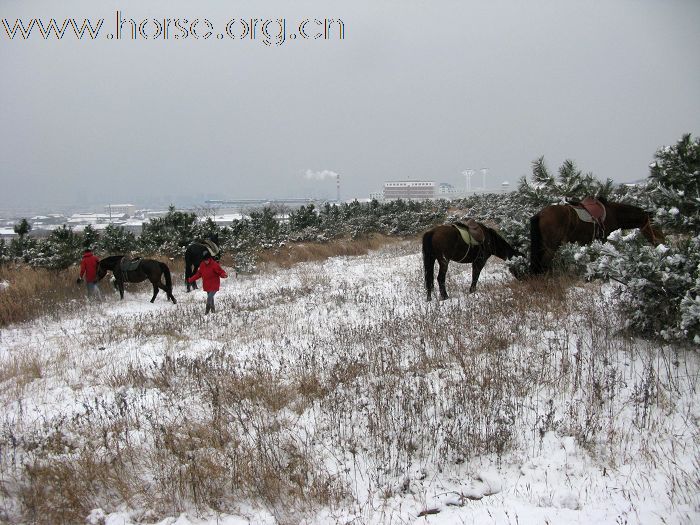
top-left (336, 173), bottom-right (340, 203)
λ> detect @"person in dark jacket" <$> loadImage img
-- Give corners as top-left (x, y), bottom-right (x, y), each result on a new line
top-left (186, 251), bottom-right (227, 314)
top-left (77, 248), bottom-right (102, 301)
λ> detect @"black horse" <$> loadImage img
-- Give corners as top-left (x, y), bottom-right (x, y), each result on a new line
top-left (185, 236), bottom-right (221, 292)
top-left (422, 221), bottom-right (524, 301)
top-left (97, 255), bottom-right (177, 303)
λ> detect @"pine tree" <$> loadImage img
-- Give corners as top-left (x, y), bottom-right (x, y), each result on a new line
top-left (99, 224), bottom-right (137, 254)
top-left (249, 207), bottom-right (284, 248)
top-left (0, 239), bottom-right (8, 265)
top-left (31, 225), bottom-right (83, 270)
top-left (13, 218), bottom-right (31, 238)
top-left (82, 224), bottom-right (100, 249)
top-left (140, 205), bottom-right (198, 256)
top-left (10, 218), bottom-right (35, 261)
top-left (518, 157), bottom-right (615, 210)
top-left (581, 231), bottom-right (700, 344)
top-left (194, 217), bottom-right (221, 242)
top-left (647, 133), bottom-right (700, 232)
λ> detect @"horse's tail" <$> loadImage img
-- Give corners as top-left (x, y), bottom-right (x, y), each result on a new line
top-left (422, 229), bottom-right (436, 298)
top-left (530, 214), bottom-right (544, 274)
top-left (159, 262), bottom-right (173, 293)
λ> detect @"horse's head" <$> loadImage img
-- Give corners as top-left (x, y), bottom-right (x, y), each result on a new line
top-left (641, 219), bottom-right (665, 246)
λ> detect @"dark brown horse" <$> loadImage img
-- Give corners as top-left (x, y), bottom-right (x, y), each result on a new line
top-left (97, 255), bottom-right (177, 303)
top-left (530, 199), bottom-right (665, 274)
top-left (422, 222), bottom-right (524, 301)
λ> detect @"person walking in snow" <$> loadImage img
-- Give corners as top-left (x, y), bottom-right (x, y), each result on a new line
top-left (186, 251), bottom-right (227, 314)
top-left (77, 247), bottom-right (102, 301)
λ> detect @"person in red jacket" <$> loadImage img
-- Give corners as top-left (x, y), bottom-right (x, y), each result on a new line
top-left (78, 248), bottom-right (102, 301)
top-left (187, 251), bottom-right (227, 314)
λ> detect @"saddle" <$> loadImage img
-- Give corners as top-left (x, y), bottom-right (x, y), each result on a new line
top-left (453, 219), bottom-right (485, 246)
top-left (569, 197), bottom-right (606, 225)
top-left (200, 239), bottom-right (220, 258)
top-left (120, 256), bottom-right (142, 274)
top-left (568, 197), bottom-right (607, 239)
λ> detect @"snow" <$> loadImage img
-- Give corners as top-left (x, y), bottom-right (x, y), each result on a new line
top-left (0, 241), bottom-right (698, 524)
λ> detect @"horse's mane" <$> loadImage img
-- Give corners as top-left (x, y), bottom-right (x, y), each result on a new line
top-left (605, 200), bottom-right (650, 216)
top-left (99, 255), bottom-right (125, 266)
top-left (482, 223), bottom-right (519, 258)
top-left (484, 225), bottom-right (504, 244)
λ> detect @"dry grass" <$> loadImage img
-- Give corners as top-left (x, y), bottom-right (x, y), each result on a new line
top-left (256, 234), bottom-right (404, 270)
top-left (0, 351), bottom-right (44, 401)
top-left (11, 351), bottom-right (348, 524)
top-left (0, 265), bottom-right (87, 327)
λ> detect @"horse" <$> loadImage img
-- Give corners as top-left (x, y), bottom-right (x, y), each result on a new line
top-left (96, 255), bottom-right (177, 303)
top-left (185, 235), bottom-right (221, 292)
top-left (422, 221), bottom-right (525, 301)
top-left (530, 198), bottom-right (665, 274)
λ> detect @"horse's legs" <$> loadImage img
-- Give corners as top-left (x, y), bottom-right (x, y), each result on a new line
top-left (437, 259), bottom-right (449, 300)
top-left (185, 262), bottom-right (193, 292)
top-left (540, 242), bottom-right (559, 274)
top-left (425, 256), bottom-right (435, 301)
top-left (151, 283), bottom-right (159, 303)
top-left (156, 281), bottom-right (177, 304)
top-left (118, 280), bottom-right (124, 300)
top-left (187, 270), bottom-right (198, 291)
top-left (469, 256), bottom-right (488, 293)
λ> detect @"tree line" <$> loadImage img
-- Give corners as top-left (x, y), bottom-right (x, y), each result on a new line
top-left (1, 133), bottom-right (698, 342)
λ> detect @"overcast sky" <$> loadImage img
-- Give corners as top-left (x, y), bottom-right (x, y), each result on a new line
top-left (1, 0), bottom-right (699, 213)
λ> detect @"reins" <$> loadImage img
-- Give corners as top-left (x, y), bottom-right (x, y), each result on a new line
top-left (454, 243), bottom-right (472, 263)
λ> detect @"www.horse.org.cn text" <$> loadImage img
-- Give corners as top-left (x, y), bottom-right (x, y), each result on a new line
top-left (2, 12), bottom-right (346, 46)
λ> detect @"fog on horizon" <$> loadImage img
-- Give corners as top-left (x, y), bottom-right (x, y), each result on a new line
top-left (1, 0), bottom-right (699, 216)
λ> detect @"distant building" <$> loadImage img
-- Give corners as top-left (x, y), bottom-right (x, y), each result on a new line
top-left (383, 181), bottom-right (436, 200)
top-left (68, 213), bottom-right (115, 225)
top-left (437, 182), bottom-right (457, 197)
top-left (105, 204), bottom-right (135, 217)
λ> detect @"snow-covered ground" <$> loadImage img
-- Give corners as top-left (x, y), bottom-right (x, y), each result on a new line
top-left (0, 241), bottom-right (698, 524)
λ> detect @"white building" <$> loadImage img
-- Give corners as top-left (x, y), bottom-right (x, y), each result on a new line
top-left (383, 181), bottom-right (436, 200)
top-left (105, 204), bottom-right (135, 217)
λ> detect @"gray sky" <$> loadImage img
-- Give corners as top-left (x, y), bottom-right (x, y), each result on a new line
top-left (1, 0), bottom-right (699, 213)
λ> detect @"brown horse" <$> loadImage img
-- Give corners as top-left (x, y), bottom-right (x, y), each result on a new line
top-left (422, 222), bottom-right (524, 301)
top-left (530, 199), bottom-right (665, 274)
top-left (97, 255), bottom-right (177, 303)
